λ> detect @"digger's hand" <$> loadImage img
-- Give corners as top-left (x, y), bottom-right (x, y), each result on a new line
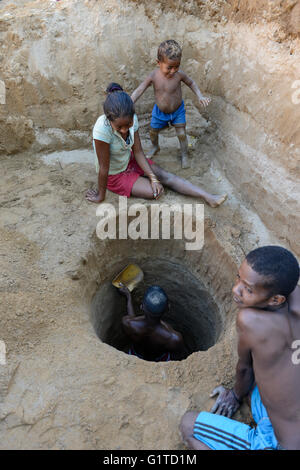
top-left (210, 386), bottom-right (241, 418)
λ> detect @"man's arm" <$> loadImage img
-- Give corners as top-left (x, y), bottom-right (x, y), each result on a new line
top-left (180, 72), bottom-right (211, 107)
top-left (233, 309), bottom-right (255, 399)
top-left (131, 73), bottom-right (153, 103)
top-left (210, 309), bottom-right (255, 417)
top-left (118, 285), bottom-right (147, 343)
top-left (119, 284), bottom-right (135, 317)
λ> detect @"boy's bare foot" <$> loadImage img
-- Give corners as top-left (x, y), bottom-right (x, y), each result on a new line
top-left (205, 193), bottom-right (227, 208)
top-left (181, 154), bottom-right (190, 169)
top-left (147, 145), bottom-right (160, 158)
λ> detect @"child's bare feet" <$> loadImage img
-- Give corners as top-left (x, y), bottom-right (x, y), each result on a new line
top-left (205, 193), bottom-right (227, 208)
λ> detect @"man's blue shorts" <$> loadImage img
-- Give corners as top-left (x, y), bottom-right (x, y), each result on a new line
top-left (150, 101), bottom-right (186, 129)
top-left (193, 386), bottom-right (281, 450)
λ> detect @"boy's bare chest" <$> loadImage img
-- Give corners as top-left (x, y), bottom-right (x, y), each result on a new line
top-left (153, 77), bottom-right (181, 94)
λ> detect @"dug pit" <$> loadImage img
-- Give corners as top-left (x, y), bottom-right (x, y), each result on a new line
top-left (92, 257), bottom-right (222, 361)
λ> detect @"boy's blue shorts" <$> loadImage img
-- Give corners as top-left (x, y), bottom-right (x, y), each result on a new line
top-left (150, 101), bottom-right (186, 129)
top-left (193, 386), bottom-right (281, 450)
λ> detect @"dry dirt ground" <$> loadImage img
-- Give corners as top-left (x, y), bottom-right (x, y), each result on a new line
top-left (0, 0), bottom-right (299, 450)
top-left (0, 128), bottom-right (279, 449)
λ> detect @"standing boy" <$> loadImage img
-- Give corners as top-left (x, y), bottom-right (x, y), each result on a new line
top-left (131, 39), bottom-right (211, 169)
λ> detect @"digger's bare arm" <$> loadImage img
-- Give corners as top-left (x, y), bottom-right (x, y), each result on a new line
top-left (119, 284), bottom-right (135, 317)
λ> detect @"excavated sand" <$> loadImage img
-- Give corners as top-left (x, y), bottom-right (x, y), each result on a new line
top-left (0, 0), bottom-right (299, 449)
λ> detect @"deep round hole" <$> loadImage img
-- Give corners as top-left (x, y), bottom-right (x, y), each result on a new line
top-left (91, 258), bottom-right (222, 361)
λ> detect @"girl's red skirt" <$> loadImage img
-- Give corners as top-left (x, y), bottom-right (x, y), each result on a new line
top-left (107, 153), bottom-right (154, 197)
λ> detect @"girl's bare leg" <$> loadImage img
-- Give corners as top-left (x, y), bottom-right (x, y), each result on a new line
top-left (131, 176), bottom-right (156, 199)
top-left (151, 164), bottom-right (227, 208)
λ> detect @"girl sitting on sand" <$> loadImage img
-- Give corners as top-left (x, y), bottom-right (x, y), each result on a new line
top-left (86, 83), bottom-right (227, 207)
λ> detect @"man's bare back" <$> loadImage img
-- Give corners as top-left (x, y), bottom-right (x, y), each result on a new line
top-left (122, 315), bottom-right (183, 361)
top-left (119, 284), bottom-right (184, 361)
top-left (242, 287), bottom-right (300, 449)
top-left (230, 249), bottom-right (300, 449)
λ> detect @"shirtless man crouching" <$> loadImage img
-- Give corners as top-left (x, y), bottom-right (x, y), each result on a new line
top-left (180, 245), bottom-right (300, 450)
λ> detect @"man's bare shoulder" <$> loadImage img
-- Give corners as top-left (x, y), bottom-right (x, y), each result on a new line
top-left (237, 307), bottom-right (280, 346)
top-left (236, 309), bottom-right (264, 352)
top-left (169, 331), bottom-right (184, 350)
top-left (237, 308), bottom-right (270, 335)
top-left (122, 315), bottom-right (144, 329)
top-left (158, 321), bottom-right (183, 348)
top-left (237, 307), bottom-right (261, 325)
top-left (158, 326), bottom-right (183, 351)
top-left (289, 285), bottom-right (300, 315)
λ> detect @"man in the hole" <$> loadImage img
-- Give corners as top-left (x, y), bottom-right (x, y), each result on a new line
top-left (119, 284), bottom-right (184, 362)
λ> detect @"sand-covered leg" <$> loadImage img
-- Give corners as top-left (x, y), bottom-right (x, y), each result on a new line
top-left (148, 127), bottom-right (160, 157)
top-left (175, 126), bottom-right (189, 169)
